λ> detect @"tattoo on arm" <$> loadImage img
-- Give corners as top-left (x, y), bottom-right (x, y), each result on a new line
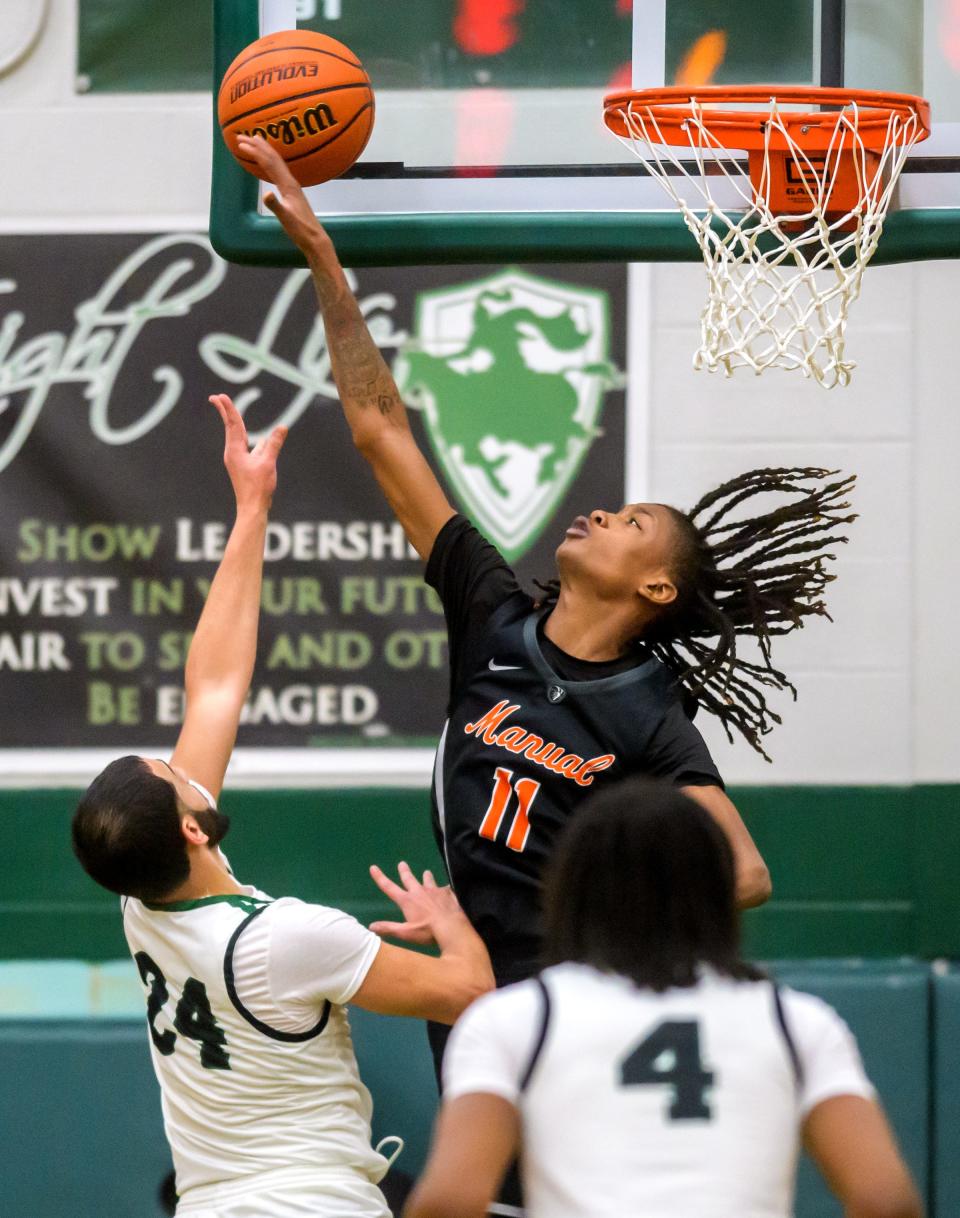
top-left (325, 299), bottom-right (405, 429)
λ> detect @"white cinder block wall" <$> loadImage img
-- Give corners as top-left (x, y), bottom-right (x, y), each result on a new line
top-left (1, 0), bottom-right (957, 786)
top-left (648, 261), bottom-right (960, 785)
top-left (0, 0), bottom-right (211, 233)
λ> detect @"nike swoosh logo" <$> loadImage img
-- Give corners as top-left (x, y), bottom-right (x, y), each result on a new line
top-left (488, 659), bottom-right (522, 672)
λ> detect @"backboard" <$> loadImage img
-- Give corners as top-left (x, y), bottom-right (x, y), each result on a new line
top-left (210, 0), bottom-right (960, 266)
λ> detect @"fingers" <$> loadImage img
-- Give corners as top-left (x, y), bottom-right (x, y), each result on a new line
top-left (266, 424), bottom-right (288, 459)
top-left (212, 395), bottom-right (287, 463)
top-left (370, 862), bottom-right (438, 903)
top-left (369, 920), bottom-right (416, 940)
top-left (369, 921), bottom-right (435, 946)
top-left (396, 860), bottom-right (423, 894)
top-left (209, 392), bottom-right (233, 425)
top-left (209, 393), bottom-right (248, 451)
top-left (236, 134), bottom-right (295, 187)
top-left (262, 191), bottom-right (286, 220)
top-left (369, 864), bottom-right (407, 904)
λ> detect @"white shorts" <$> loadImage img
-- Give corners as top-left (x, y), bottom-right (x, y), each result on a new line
top-left (176, 1174), bottom-right (390, 1218)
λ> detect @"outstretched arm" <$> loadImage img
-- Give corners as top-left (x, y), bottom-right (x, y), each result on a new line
top-left (236, 135), bottom-right (455, 561)
top-left (683, 784), bottom-right (772, 909)
top-left (351, 862), bottom-right (495, 1025)
top-left (170, 394), bottom-right (287, 797)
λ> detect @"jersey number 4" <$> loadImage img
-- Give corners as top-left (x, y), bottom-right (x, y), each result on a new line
top-left (479, 767), bottom-right (542, 852)
top-left (619, 1019), bottom-right (714, 1120)
top-left (135, 951), bottom-right (231, 1071)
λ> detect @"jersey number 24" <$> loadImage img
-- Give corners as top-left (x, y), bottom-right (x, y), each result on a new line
top-left (135, 951), bottom-right (231, 1071)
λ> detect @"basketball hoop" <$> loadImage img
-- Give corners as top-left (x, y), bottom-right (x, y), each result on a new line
top-left (604, 86), bottom-right (931, 387)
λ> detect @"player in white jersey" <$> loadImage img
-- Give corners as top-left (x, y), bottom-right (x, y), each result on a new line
top-left (72, 395), bottom-right (494, 1218)
top-left (407, 780), bottom-right (922, 1218)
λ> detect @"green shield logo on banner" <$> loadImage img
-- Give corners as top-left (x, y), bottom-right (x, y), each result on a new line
top-left (395, 269), bottom-right (624, 562)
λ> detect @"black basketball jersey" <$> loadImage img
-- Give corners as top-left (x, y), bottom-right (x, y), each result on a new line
top-left (431, 595), bottom-right (681, 983)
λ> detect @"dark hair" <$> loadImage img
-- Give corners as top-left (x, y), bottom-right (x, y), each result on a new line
top-left (539, 466), bottom-right (856, 759)
top-left (543, 779), bottom-right (764, 991)
top-left (72, 756), bottom-right (189, 901)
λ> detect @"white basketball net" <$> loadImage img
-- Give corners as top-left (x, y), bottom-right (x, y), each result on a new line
top-left (612, 96), bottom-right (925, 388)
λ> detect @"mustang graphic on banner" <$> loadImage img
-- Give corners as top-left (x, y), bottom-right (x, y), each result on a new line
top-left (0, 234), bottom-right (627, 750)
top-left (398, 269), bottom-right (624, 561)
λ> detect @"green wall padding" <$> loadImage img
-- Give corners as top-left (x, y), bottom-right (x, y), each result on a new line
top-left (0, 1021), bottom-right (171, 1218)
top-left (352, 1007), bottom-right (438, 1179)
top-left (933, 967), bottom-right (960, 1218)
top-left (2, 785), bottom-right (956, 961)
top-left (0, 961), bottom-right (941, 1215)
top-left (775, 961), bottom-right (930, 1218)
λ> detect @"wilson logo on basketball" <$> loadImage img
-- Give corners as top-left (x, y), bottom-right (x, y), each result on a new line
top-left (464, 700), bottom-right (616, 787)
top-left (229, 63), bottom-right (319, 104)
top-left (239, 103), bottom-right (337, 148)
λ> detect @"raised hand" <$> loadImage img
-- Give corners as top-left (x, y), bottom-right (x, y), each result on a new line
top-left (209, 392), bottom-right (287, 513)
top-left (368, 861), bottom-right (463, 946)
top-left (169, 395), bottom-right (287, 798)
top-left (236, 136), bottom-right (455, 563)
top-left (235, 134), bottom-right (332, 259)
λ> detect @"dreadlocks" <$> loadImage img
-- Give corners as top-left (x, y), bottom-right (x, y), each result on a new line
top-left (540, 467), bottom-right (857, 760)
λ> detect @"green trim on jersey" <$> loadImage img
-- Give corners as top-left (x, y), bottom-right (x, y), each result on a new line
top-left (142, 894), bottom-right (270, 913)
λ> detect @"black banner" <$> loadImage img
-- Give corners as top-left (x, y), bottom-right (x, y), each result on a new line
top-left (0, 234), bottom-right (627, 749)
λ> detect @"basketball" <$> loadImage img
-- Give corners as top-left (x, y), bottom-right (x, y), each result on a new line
top-left (218, 29), bottom-right (374, 186)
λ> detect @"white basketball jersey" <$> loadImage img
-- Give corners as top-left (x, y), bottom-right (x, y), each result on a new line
top-left (444, 962), bottom-right (874, 1218)
top-left (122, 889), bottom-right (389, 1212)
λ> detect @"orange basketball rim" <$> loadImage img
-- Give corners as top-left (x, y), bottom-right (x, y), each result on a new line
top-left (604, 86), bottom-right (931, 217)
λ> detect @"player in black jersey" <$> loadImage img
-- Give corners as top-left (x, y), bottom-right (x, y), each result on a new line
top-left (241, 134), bottom-right (856, 1212)
top-left (240, 132), bottom-right (857, 968)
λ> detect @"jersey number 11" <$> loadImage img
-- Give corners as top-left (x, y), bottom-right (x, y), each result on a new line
top-left (478, 767), bottom-right (542, 853)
